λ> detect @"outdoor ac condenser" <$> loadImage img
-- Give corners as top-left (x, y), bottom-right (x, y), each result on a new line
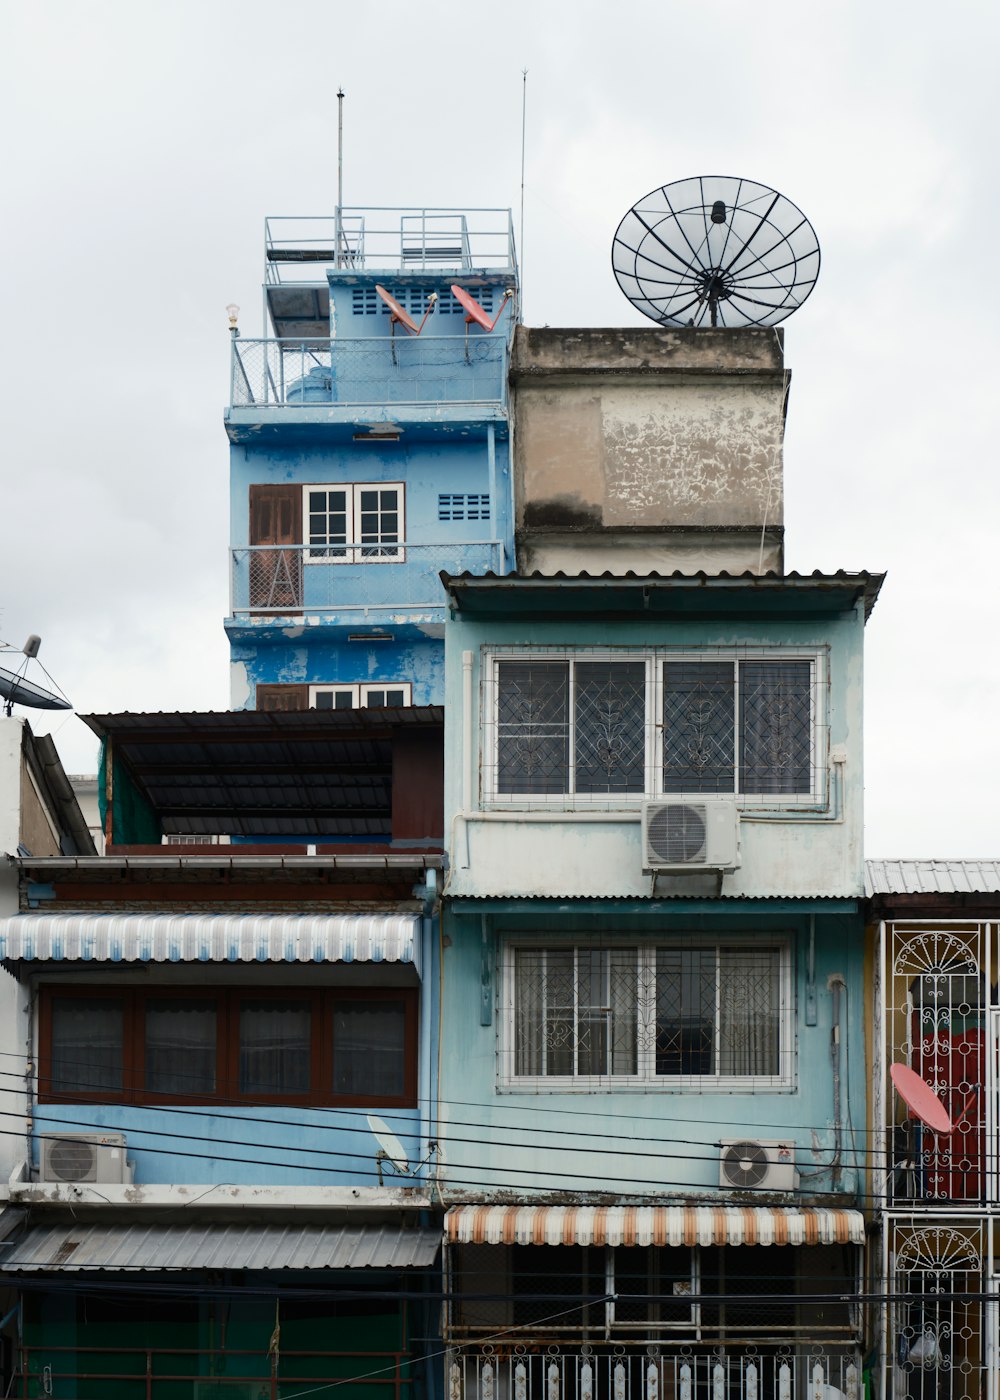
top-left (38, 1132), bottom-right (133, 1185)
top-left (641, 799), bottom-right (740, 872)
top-left (719, 1139), bottom-right (796, 1192)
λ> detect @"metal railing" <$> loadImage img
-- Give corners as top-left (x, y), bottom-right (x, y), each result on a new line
top-left (18, 1341), bottom-right (413, 1400)
top-left (448, 1349), bottom-right (862, 1400)
top-left (264, 207), bottom-right (517, 281)
top-left (230, 336), bottom-right (508, 410)
top-left (230, 540), bottom-right (503, 616)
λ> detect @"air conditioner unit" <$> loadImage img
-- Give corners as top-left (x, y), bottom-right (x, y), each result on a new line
top-left (719, 1138), bottom-right (796, 1192)
top-left (38, 1132), bottom-right (133, 1185)
top-left (641, 799), bottom-right (739, 872)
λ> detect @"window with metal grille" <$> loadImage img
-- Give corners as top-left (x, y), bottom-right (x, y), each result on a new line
top-left (304, 483), bottom-right (404, 563)
top-left (484, 649), bottom-right (821, 805)
top-left (438, 493), bottom-right (491, 522)
top-left (503, 941), bottom-right (789, 1088)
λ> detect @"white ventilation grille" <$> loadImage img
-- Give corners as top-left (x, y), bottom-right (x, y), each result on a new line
top-left (438, 493), bottom-right (491, 522)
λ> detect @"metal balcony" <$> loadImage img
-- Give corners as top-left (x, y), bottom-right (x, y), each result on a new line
top-left (229, 541), bottom-right (504, 618)
top-left (230, 335), bottom-right (507, 412)
top-left (264, 207), bottom-right (517, 281)
top-left (448, 1349), bottom-right (861, 1400)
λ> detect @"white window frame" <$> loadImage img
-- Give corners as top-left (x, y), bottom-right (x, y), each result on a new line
top-left (481, 645), bottom-right (827, 811)
top-left (303, 483), bottom-right (405, 564)
top-left (498, 936), bottom-right (794, 1094)
top-left (308, 682), bottom-right (413, 710)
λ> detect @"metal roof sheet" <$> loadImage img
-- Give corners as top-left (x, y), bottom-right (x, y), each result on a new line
top-left (81, 707), bottom-right (444, 741)
top-left (865, 860), bottom-right (1000, 896)
top-left (0, 912), bottom-right (420, 968)
top-left (0, 1220), bottom-right (439, 1272)
top-left (445, 1205), bottom-right (864, 1248)
top-left (439, 570), bottom-right (884, 621)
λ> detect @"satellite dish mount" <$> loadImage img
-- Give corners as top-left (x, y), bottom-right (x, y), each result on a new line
top-left (374, 285), bottom-right (438, 364)
top-left (0, 636), bottom-right (72, 716)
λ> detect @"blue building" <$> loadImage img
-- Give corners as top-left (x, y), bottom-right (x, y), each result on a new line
top-left (0, 707), bottom-right (446, 1399)
top-left (436, 328), bottom-right (882, 1400)
top-left (224, 207), bottom-right (518, 713)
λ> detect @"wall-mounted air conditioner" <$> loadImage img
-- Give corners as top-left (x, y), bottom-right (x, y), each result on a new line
top-left (38, 1133), bottom-right (133, 1185)
top-left (641, 799), bottom-right (739, 872)
top-left (719, 1138), bottom-right (796, 1192)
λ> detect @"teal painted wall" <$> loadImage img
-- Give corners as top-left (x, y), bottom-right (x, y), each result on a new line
top-left (437, 907), bottom-right (865, 1201)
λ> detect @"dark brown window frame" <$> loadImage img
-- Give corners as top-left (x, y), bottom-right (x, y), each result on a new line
top-left (38, 985), bottom-right (418, 1109)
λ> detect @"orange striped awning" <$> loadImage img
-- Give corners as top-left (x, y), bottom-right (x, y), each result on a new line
top-left (445, 1205), bottom-right (864, 1248)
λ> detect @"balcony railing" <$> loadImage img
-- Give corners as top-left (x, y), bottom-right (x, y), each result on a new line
top-left (230, 541), bottom-right (503, 616)
top-left (448, 1350), bottom-right (861, 1400)
top-left (230, 336), bottom-right (508, 411)
top-left (264, 207), bottom-right (517, 281)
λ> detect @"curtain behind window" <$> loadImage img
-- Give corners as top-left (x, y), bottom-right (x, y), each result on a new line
top-left (240, 1000), bottom-right (311, 1094)
top-left (51, 997), bottom-right (123, 1094)
top-left (333, 1000), bottom-right (406, 1098)
top-left (145, 1000), bottom-right (216, 1096)
top-left (719, 949), bottom-right (780, 1076)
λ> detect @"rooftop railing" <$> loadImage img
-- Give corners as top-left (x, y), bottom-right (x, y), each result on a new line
top-left (230, 541), bottom-right (503, 617)
top-left (265, 207), bottom-right (517, 283)
top-left (230, 336), bottom-right (507, 410)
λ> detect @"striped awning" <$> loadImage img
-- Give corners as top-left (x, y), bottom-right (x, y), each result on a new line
top-left (0, 913), bottom-right (420, 970)
top-left (445, 1205), bottom-right (865, 1248)
top-left (0, 1221), bottom-right (439, 1273)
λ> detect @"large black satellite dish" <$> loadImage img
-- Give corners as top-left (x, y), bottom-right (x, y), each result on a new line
top-left (612, 176), bottom-right (820, 328)
top-left (0, 636), bottom-right (72, 714)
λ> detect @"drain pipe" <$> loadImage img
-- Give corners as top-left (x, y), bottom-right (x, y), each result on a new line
top-left (829, 973), bottom-right (846, 1191)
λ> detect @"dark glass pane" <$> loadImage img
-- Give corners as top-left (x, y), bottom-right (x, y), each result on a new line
top-left (655, 949), bottom-right (716, 1075)
top-left (308, 491), bottom-right (325, 512)
top-left (333, 1000), bottom-right (406, 1098)
top-left (366, 691), bottom-right (387, 708)
top-left (50, 997), bottom-right (123, 1095)
top-left (496, 661), bottom-right (569, 794)
top-left (145, 1000), bottom-right (216, 1096)
top-left (739, 661), bottom-right (812, 794)
top-left (663, 662), bottom-right (735, 793)
top-left (614, 1247), bottom-right (694, 1324)
top-left (384, 690), bottom-right (405, 707)
top-left (240, 1000), bottom-right (311, 1095)
top-left (358, 491), bottom-right (379, 511)
top-left (574, 661), bottom-right (646, 793)
top-left (334, 691), bottom-right (355, 709)
top-left (315, 692), bottom-right (334, 710)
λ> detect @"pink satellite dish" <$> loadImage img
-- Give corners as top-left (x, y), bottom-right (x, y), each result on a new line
top-left (451, 284), bottom-right (513, 332)
top-left (891, 1062), bottom-right (953, 1135)
top-left (375, 284), bottom-right (419, 333)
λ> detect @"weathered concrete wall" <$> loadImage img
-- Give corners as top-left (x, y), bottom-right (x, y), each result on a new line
top-left (512, 328), bottom-right (788, 573)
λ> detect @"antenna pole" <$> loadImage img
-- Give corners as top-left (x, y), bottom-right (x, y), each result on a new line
top-left (336, 88), bottom-right (345, 267)
top-left (519, 68), bottom-right (527, 313)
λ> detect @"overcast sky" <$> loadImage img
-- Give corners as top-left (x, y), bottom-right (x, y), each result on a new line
top-left (3, 0), bottom-right (998, 857)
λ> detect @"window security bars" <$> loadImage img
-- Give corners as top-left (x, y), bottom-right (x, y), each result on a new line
top-left (884, 1222), bottom-right (989, 1400)
top-left (230, 336), bottom-right (507, 409)
top-left (879, 922), bottom-right (997, 1206)
top-left (486, 652), bottom-right (822, 805)
top-left (504, 943), bottom-right (788, 1088)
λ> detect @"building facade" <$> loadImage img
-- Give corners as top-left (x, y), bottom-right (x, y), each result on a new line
top-left (869, 860), bottom-right (1000, 1400)
top-left (435, 328), bottom-right (881, 1400)
top-left (224, 208), bottom-right (518, 713)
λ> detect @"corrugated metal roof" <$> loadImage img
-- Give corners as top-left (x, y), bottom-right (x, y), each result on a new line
top-left (865, 860), bottom-right (1000, 896)
top-left (0, 1221), bottom-right (439, 1272)
top-left (445, 1205), bottom-right (864, 1248)
top-left (0, 912), bottom-right (420, 968)
top-left (439, 570), bottom-right (885, 621)
top-left (81, 707), bottom-right (444, 741)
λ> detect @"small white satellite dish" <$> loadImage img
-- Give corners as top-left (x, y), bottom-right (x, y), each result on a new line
top-left (367, 1114), bottom-right (411, 1181)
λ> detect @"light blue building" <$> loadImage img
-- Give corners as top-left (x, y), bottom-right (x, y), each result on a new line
top-left (224, 208), bottom-right (518, 712)
top-left (436, 328), bottom-right (883, 1400)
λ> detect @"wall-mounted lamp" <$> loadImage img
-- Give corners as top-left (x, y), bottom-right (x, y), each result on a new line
top-left (226, 303), bottom-right (240, 336)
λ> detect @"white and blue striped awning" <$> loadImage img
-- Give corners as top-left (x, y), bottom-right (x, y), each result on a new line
top-left (0, 913), bottom-right (420, 969)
